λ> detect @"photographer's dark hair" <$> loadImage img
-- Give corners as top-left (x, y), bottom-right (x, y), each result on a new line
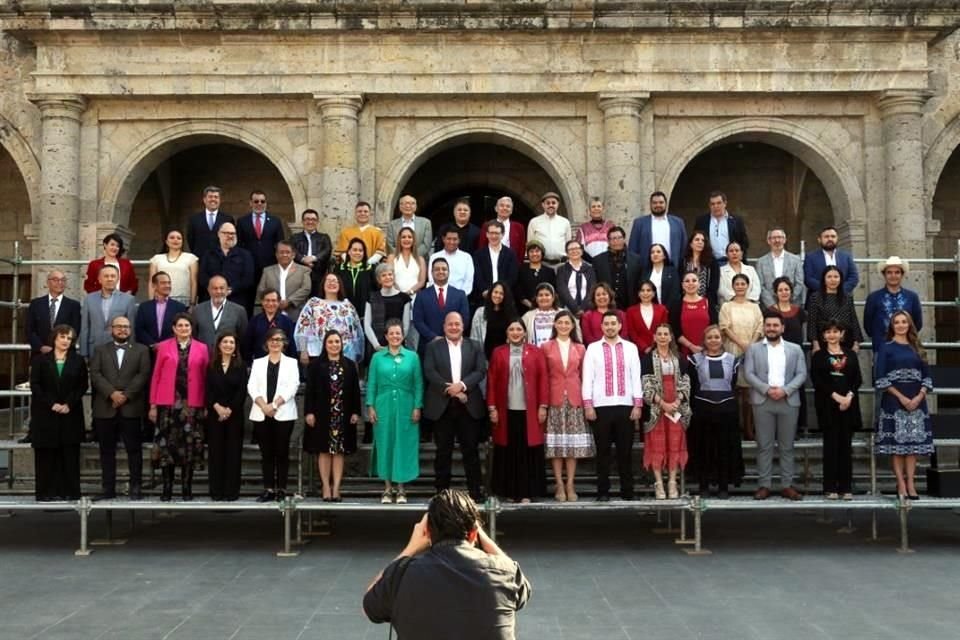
top-left (427, 489), bottom-right (483, 543)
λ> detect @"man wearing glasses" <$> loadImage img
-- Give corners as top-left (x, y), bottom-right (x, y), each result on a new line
top-left (27, 270), bottom-right (81, 359)
top-left (198, 221), bottom-right (256, 315)
top-left (756, 227), bottom-right (806, 307)
top-left (237, 190), bottom-right (285, 289)
top-left (88, 318), bottom-right (151, 500)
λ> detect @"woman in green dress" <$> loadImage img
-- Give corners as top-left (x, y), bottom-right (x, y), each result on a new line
top-left (367, 318), bottom-right (423, 504)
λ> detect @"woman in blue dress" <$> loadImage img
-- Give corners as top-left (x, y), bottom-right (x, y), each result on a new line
top-left (874, 310), bottom-right (933, 500)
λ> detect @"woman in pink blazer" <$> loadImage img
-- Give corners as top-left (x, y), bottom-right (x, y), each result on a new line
top-left (540, 309), bottom-right (595, 502)
top-left (148, 312), bottom-right (210, 501)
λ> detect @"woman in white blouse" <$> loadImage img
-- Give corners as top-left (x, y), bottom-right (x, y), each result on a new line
top-left (717, 241), bottom-right (761, 305)
top-left (148, 228), bottom-right (199, 306)
top-left (248, 327), bottom-right (301, 502)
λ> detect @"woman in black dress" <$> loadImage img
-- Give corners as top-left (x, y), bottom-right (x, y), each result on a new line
top-left (810, 319), bottom-right (863, 499)
top-left (30, 324), bottom-right (88, 501)
top-left (205, 331), bottom-right (246, 501)
top-left (304, 330), bottom-right (362, 502)
top-left (517, 241), bottom-right (556, 312)
top-left (807, 265), bottom-right (863, 353)
top-left (470, 281), bottom-right (516, 360)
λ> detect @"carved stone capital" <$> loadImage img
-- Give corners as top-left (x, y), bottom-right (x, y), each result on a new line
top-left (597, 92), bottom-right (649, 119)
top-left (314, 94), bottom-right (365, 122)
top-left (27, 94), bottom-right (87, 121)
top-left (877, 90), bottom-right (932, 119)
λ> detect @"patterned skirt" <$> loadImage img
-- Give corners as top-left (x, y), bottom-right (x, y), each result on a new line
top-left (545, 399), bottom-right (595, 459)
top-left (152, 403), bottom-right (206, 469)
top-left (875, 408), bottom-right (934, 456)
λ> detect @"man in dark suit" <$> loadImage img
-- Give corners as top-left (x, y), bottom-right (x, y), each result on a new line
top-left (423, 311), bottom-right (488, 501)
top-left (186, 185), bottom-right (235, 258)
top-left (628, 191), bottom-right (688, 271)
top-left (472, 220), bottom-right (519, 306)
top-left (134, 271), bottom-right (187, 352)
top-left (26, 269), bottom-right (82, 358)
top-left (412, 258), bottom-right (470, 355)
top-left (434, 198), bottom-right (481, 256)
top-left (88, 316), bottom-right (152, 499)
top-left (236, 189), bottom-right (285, 288)
top-left (198, 221), bottom-right (256, 315)
top-left (290, 208), bottom-right (332, 296)
top-left (693, 190), bottom-right (750, 264)
top-left (802, 225), bottom-right (860, 297)
top-left (593, 226), bottom-right (642, 311)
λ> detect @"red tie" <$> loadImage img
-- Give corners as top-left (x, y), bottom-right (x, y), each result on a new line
top-left (254, 214), bottom-right (263, 239)
top-left (438, 287), bottom-right (445, 309)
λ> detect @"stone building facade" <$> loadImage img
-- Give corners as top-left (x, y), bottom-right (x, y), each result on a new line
top-left (0, 0), bottom-right (959, 330)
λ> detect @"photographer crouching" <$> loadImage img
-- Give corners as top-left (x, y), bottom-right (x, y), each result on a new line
top-left (363, 489), bottom-right (532, 639)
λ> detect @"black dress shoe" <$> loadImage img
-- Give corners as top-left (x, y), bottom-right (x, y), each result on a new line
top-left (275, 489), bottom-right (287, 502)
top-left (908, 494), bottom-right (920, 500)
top-left (596, 495), bottom-right (611, 502)
top-left (332, 497), bottom-right (342, 503)
top-left (256, 490), bottom-right (275, 503)
top-left (322, 497), bottom-right (332, 503)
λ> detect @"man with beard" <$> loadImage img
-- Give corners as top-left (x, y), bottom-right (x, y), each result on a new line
top-left (802, 225), bottom-right (859, 298)
top-left (628, 191), bottom-right (687, 271)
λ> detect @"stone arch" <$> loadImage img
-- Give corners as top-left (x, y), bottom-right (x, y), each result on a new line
top-left (376, 118), bottom-right (586, 222)
top-left (924, 114), bottom-right (960, 218)
top-left (0, 114), bottom-right (41, 224)
top-left (659, 117), bottom-right (866, 229)
top-left (99, 121), bottom-right (307, 228)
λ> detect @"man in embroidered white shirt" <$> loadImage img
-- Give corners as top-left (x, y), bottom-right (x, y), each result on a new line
top-left (743, 310), bottom-right (808, 501)
top-left (581, 312), bottom-right (644, 501)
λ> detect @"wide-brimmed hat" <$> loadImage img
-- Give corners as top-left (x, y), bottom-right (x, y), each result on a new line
top-left (877, 256), bottom-right (909, 275)
top-left (540, 191), bottom-right (561, 203)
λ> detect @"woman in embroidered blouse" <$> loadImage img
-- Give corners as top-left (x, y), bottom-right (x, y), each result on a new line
top-left (304, 330), bottom-right (362, 502)
top-left (522, 282), bottom-right (577, 346)
top-left (580, 282), bottom-right (625, 345)
top-left (487, 320), bottom-right (549, 503)
top-left (874, 310), bottom-right (933, 500)
top-left (625, 280), bottom-right (670, 354)
top-left (295, 272), bottom-right (365, 365)
top-left (810, 319), bottom-right (862, 500)
top-left (807, 265), bottom-right (863, 353)
top-left (541, 310), bottom-right (593, 502)
top-left (717, 241), bottom-right (761, 305)
top-left (148, 228), bottom-right (199, 306)
top-left (641, 323), bottom-right (692, 500)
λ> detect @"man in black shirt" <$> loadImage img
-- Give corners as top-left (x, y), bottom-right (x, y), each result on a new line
top-left (364, 490), bottom-right (531, 639)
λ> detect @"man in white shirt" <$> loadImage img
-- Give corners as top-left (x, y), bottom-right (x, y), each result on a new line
top-left (527, 191), bottom-right (572, 267)
top-left (743, 310), bottom-right (808, 501)
top-left (473, 220), bottom-right (519, 304)
top-left (755, 227), bottom-right (806, 307)
top-left (429, 228), bottom-right (475, 296)
top-left (581, 312), bottom-right (644, 501)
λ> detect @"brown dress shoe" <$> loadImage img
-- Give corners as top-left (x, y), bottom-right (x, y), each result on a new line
top-left (781, 487), bottom-right (803, 501)
top-left (754, 487), bottom-right (771, 500)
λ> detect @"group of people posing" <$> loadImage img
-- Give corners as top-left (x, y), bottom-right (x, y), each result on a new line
top-left (24, 186), bottom-right (934, 504)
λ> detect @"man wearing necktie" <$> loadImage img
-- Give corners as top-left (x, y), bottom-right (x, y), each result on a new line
top-left (237, 190), bottom-right (286, 291)
top-left (186, 186), bottom-right (235, 258)
top-left (89, 318), bottom-right (152, 500)
top-left (27, 270), bottom-right (82, 360)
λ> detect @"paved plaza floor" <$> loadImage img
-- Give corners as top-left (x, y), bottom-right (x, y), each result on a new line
top-left (1, 505), bottom-right (959, 640)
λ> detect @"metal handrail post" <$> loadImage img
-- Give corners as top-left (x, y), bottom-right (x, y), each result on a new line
top-left (8, 240), bottom-right (20, 437)
top-left (870, 432), bottom-right (878, 541)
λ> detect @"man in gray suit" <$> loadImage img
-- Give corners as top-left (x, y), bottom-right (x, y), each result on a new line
top-left (256, 240), bottom-right (312, 319)
top-left (79, 264), bottom-right (138, 358)
top-left (755, 227), bottom-right (806, 307)
top-left (192, 274), bottom-right (249, 349)
top-left (423, 311), bottom-right (487, 501)
top-left (386, 194), bottom-right (433, 259)
top-left (89, 317), bottom-right (152, 499)
top-left (743, 310), bottom-right (808, 501)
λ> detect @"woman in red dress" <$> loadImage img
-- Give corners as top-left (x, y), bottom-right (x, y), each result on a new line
top-left (625, 280), bottom-right (669, 353)
top-left (670, 271), bottom-right (717, 357)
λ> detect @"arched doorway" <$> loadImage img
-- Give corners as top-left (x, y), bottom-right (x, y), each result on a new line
top-left (0, 143), bottom-right (34, 390)
top-left (398, 143), bottom-right (551, 228)
top-left (930, 144), bottom-right (960, 375)
top-left (127, 142), bottom-right (296, 261)
top-left (669, 142), bottom-right (835, 256)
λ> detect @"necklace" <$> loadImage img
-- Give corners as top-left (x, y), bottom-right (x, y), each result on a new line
top-left (165, 252), bottom-right (182, 264)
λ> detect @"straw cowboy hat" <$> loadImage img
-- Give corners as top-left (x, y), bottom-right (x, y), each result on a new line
top-left (877, 256), bottom-right (909, 275)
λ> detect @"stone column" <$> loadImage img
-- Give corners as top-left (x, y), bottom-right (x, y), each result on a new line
top-left (315, 94), bottom-right (364, 228)
top-left (598, 92), bottom-right (648, 229)
top-left (878, 89), bottom-right (933, 338)
top-left (29, 94), bottom-right (86, 294)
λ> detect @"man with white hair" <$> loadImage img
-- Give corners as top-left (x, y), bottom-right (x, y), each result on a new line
top-left (477, 196), bottom-right (526, 256)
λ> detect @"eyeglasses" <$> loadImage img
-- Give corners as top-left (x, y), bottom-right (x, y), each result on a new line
top-left (268, 337), bottom-right (285, 343)
top-left (252, 199), bottom-right (266, 204)
top-left (219, 231), bottom-right (236, 236)
top-left (111, 325), bottom-right (131, 330)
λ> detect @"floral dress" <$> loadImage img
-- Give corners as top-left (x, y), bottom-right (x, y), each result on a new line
top-left (294, 298), bottom-right (365, 362)
top-left (153, 344), bottom-right (205, 469)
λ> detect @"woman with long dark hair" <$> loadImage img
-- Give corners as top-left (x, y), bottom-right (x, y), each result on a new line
top-left (337, 237), bottom-right (375, 324)
top-left (640, 243), bottom-right (681, 309)
top-left (205, 331), bottom-right (246, 501)
top-left (84, 232), bottom-right (139, 295)
top-left (671, 271), bottom-right (718, 357)
top-left (487, 319), bottom-right (549, 502)
top-left (148, 228), bottom-right (198, 306)
top-left (304, 330), bottom-right (362, 502)
top-left (579, 282), bottom-right (625, 345)
top-left (682, 230), bottom-right (719, 309)
top-left (806, 265), bottom-right (863, 353)
top-left (625, 280), bottom-right (670, 354)
top-left (471, 281), bottom-right (517, 360)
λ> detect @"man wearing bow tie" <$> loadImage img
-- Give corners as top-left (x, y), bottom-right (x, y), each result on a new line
top-left (89, 318), bottom-right (152, 500)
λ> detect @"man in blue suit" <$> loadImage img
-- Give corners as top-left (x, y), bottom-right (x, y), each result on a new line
top-left (236, 189), bottom-right (285, 289)
top-left (802, 226), bottom-right (859, 297)
top-left (413, 258), bottom-right (470, 357)
top-left (628, 191), bottom-right (688, 270)
top-left (134, 271), bottom-right (187, 353)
